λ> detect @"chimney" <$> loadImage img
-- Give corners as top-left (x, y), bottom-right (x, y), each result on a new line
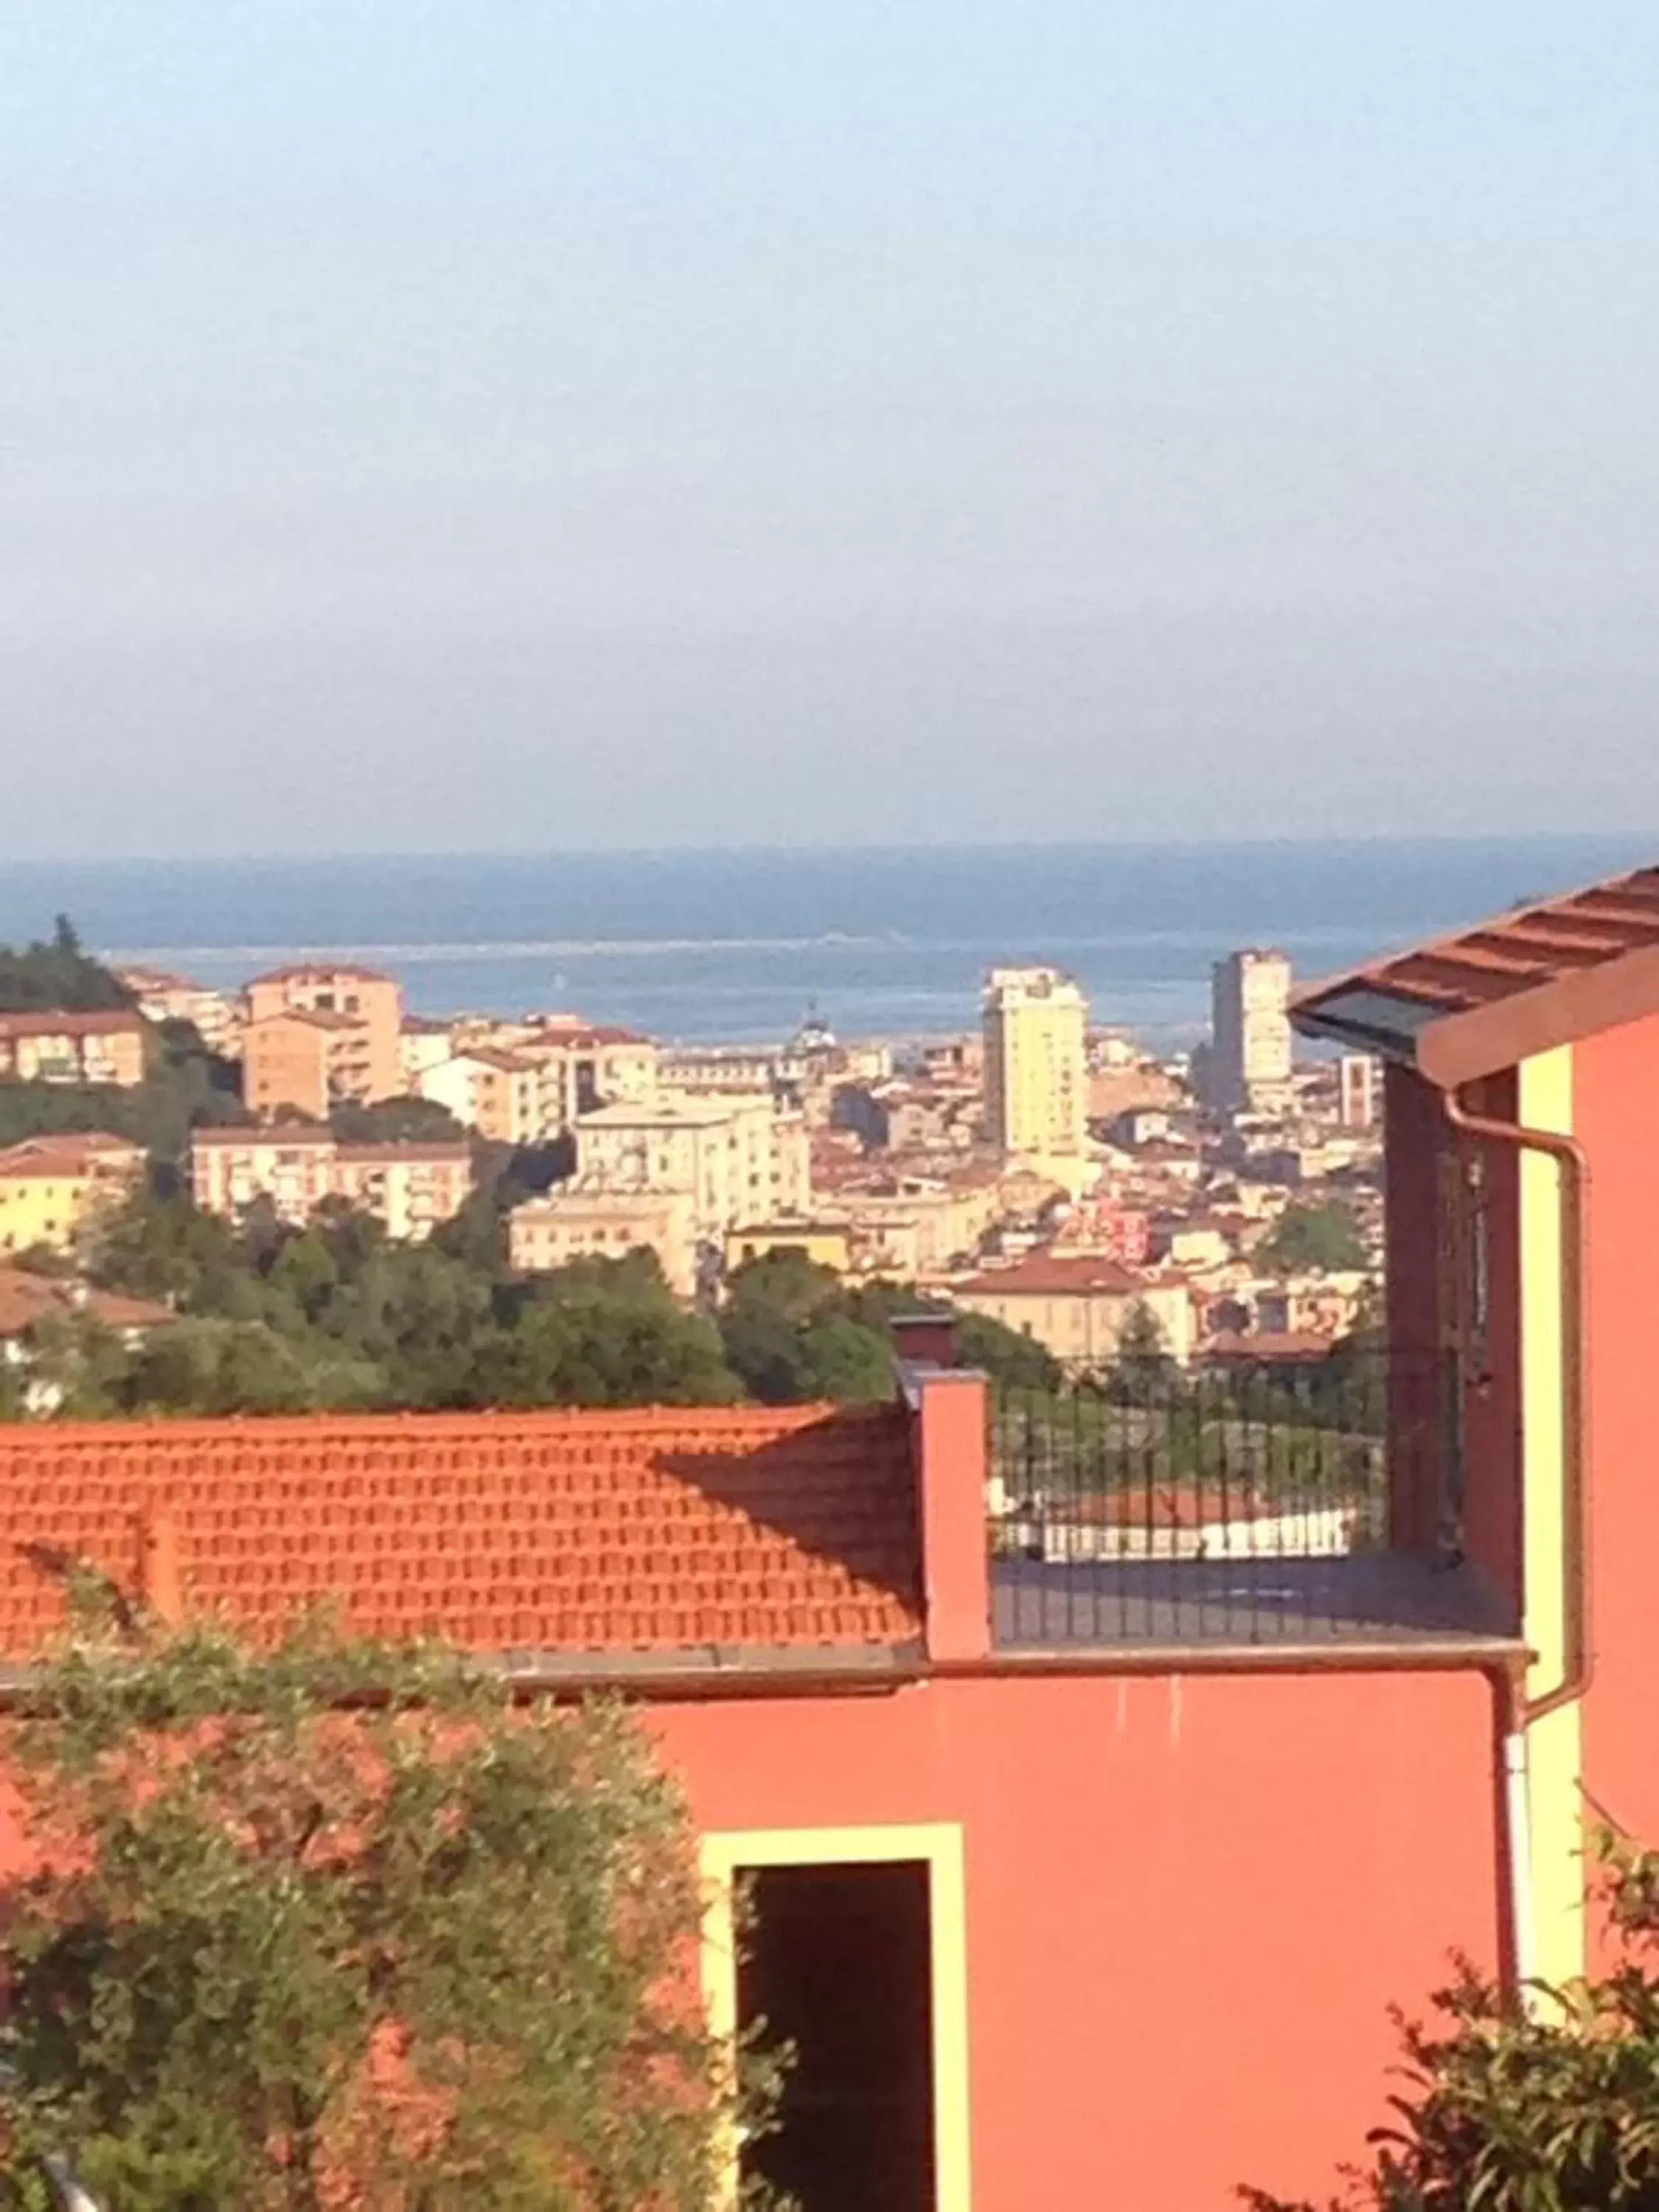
top-left (892, 1317), bottom-right (990, 1663)
top-left (137, 1506), bottom-right (184, 1628)
top-left (890, 1311), bottom-right (959, 1369)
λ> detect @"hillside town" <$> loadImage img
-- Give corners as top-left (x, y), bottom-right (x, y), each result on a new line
top-left (0, 930), bottom-right (1381, 1404)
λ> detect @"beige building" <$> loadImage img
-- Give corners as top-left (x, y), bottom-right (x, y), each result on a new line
top-left (955, 1252), bottom-right (1195, 1366)
top-left (1338, 1051), bottom-right (1380, 1130)
top-left (836, 1169), bottom-right (1004, 1280)
top-left (244, 966), bottom-right (403, 1105)
top-left (981, 967), bottom-right (1090, 1188)
top-left (191, 1127), bottom-right (470, 1240)
top-left (453, 1019), bottom-right (659, 1134)
top-left (0, 1132), bottom-right (147, 1256)
top-left (115, 966), bottom-right (239, 1054)
top-left (724, 1219), bottom-right (854, 1276)
top-left (574, 1094), bottom-right (810, 1248)
top-left (418, 1049), bottom-right (542, 1147)
top-left (1208, 950), bottom-right (1293, 1118)
top-left (243, 1011), bottom-right (375, 1121)
top-left (0, 1009), bottom-right (147, 1088)
top-left (509, 1185), bottom-right (699, 1297)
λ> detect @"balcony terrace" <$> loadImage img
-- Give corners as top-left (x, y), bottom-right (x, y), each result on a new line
top-left (986, 1352), bottom-right (1517, 1649)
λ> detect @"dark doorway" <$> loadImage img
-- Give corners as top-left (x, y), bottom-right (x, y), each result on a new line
top-left (737, 1859), bottom-right (936, 2212)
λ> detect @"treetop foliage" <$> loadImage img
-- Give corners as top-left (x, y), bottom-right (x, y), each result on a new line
top-left (0, 917), bottom-right (133, 1015)
top-left (1255, 1200), bottom-right (1368, 1276)
top-left (0, 1618), bottom-right (755, 2210)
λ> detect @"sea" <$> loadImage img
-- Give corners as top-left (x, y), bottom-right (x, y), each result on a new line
top-left (0, 836), bottom-right (1651, 1050)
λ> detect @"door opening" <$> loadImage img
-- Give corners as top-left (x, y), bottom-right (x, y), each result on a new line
top-left (737, 1858), bottom-right (935, 2212)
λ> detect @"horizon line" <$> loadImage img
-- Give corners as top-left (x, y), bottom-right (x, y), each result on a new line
top-left (3, 827), bottom-right (1655, 871)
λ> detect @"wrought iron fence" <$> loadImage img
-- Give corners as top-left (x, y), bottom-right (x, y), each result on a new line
top-left (989, 1348), bottom-right (1478, 1645)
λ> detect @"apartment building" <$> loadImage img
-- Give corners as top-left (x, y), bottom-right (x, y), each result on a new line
top-left (0, 1009), bottom-right (147, 1088)
top-left (451, 1018), bottom-right (658, 1133)
top-left (417, 1048), bottom-right (542, 1147)
top-left (955, 1251), bottom-right (1196, 1364)
top-left (0, 1132), bottom-right (147, 1256)
top-left (398, 1015), bottom-right (455, 1090)
top-left (191, 1127), bottom-right (470, 1239)
top-left (330, 1142), bottom-right (474, 1242)
top-left (1208, 948), bottom-right (1294, 1117)
top-left (243, 1012), bottom-right (374, 1121)
top-left (981, 967), bottom-right (1090, 1189)
top-left (509, 1184), bottom-right (699, 1296)
top-left (114, 966), bottom-right (240, 1054)
top-left (835, 1168), bottom-right (1004, 1279)
top-left (574, 1094), bottom-right (810, 1248)
top-left (243, 966), bottom-right (403, 1105)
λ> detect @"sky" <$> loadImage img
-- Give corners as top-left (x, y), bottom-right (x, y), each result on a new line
top-left (4, 1), bottom-right (1658, 859)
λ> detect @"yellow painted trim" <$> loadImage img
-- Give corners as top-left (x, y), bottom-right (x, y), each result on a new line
top-left (700, 1823), bottom-right (971, 2212)
top-left (1517, 1046), bottom-right (1585, 1987)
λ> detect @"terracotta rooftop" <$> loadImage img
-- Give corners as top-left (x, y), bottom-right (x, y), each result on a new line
top-left (192, 1124), bottom-right (333, 1149)
top-left (0, 1009), bottom-right (145, 1040)
top-left (0, 1404), bottom-right (922, 1666)
top-left (334, 1141), bottom-right (471, 1166)
top-left (1200, 1330), bottom-right (1337, 1364)
top-left (957, 1253), bottom-right (1150, 1297)
top-left (1294, 860), bottom-right (1659, 1086)
top-left (248, 964), bottom-right (394, 987)
top-left (0, 1269), bottom-right (175, 1341)
top-left (0, 1133), bottom-right (144, 1180)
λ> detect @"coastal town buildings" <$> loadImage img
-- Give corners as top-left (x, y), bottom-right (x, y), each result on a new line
top-left (455, 1018), bottom-right (660, 1128)
top-left (417, 1048), bottom-right (542, 1147)
top-left (981, 966), bottom-right (1090, 1191)
top-left (397, 1013), bottom-right (455, 1089)
top-left (1208, 947), bottom-right (1294, 1117)
top-left (243, 965), bottom-right (403, 1111)
top-left (573, 1094), bottom-right (811, 1249)
top-left (114, 964), bottom-right (240, 1054)
top-left (190, 1127), bottom-right (471, 1239)
top-left (0, 1008), bottom-right (147, 1088)
top-left (509, 1184), bottom-right (700, 1296)
top-left (0, 1132), bottom-right (146, 1256)
top-left (954, 1251), bottom-right (1196, 1363)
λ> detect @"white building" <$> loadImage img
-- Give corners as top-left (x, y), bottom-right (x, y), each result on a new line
top-left (1208, 950), bottom-right (1293, 1118)
top-left (574, 1094), bottom-right (810, 1250)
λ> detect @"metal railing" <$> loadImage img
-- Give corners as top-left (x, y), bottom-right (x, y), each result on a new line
top-left (989, 1347), bottom-right (1491, 1646)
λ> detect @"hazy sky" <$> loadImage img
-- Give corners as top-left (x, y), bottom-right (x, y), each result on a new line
top-left (4, 3), bottom-right (1658, 858)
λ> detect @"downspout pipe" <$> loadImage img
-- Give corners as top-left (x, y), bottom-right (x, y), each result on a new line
top-left (1439, 1086), bottom-right (1590, 1726)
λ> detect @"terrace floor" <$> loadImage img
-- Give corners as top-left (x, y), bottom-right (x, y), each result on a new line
top-left (992, 1549), bottom-right (1519, 1650)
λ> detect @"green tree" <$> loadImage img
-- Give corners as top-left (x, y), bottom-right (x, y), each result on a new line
top-left (1245, 1834), bottom-right (1659, 2212)
top-left (328, 1096), bottom-right (467, 1144)
top-left (0, 1619), bottom-right (758, 2211)
top-left (796, 1314), bottom-right (894, 1404)
top-left (0, 917), bottom-right (134, 1015)
top-left (1255, 1201), bottom-right (1368, 1275)
top-left (474, 1257), bottom-right (740, 1409)
top-left (955, 1312), bottom-right (1062, 1391)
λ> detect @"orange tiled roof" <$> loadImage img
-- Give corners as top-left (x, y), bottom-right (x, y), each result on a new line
top-left (0, 1133), bottom-right (144, 1180)
top-left (0, 1009), bottom-right (144, 1040)
top-left (0, 1404), bottom-right (922, 1665)
top-left (0, 1269), bottom-right (175, 1341)
top-left (1295, 861), bottom-right (1659, 1085)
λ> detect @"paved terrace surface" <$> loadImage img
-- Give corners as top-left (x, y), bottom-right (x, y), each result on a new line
top-left (993, 1551), bottom-right (1518, 1649)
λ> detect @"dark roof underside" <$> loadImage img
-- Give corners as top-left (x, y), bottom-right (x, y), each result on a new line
top-left (1292, 863), bottom-right (1659, 1086)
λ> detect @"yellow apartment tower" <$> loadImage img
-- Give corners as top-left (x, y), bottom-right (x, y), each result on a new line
top-left (981, 966), bottom-right (1089, 1186)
